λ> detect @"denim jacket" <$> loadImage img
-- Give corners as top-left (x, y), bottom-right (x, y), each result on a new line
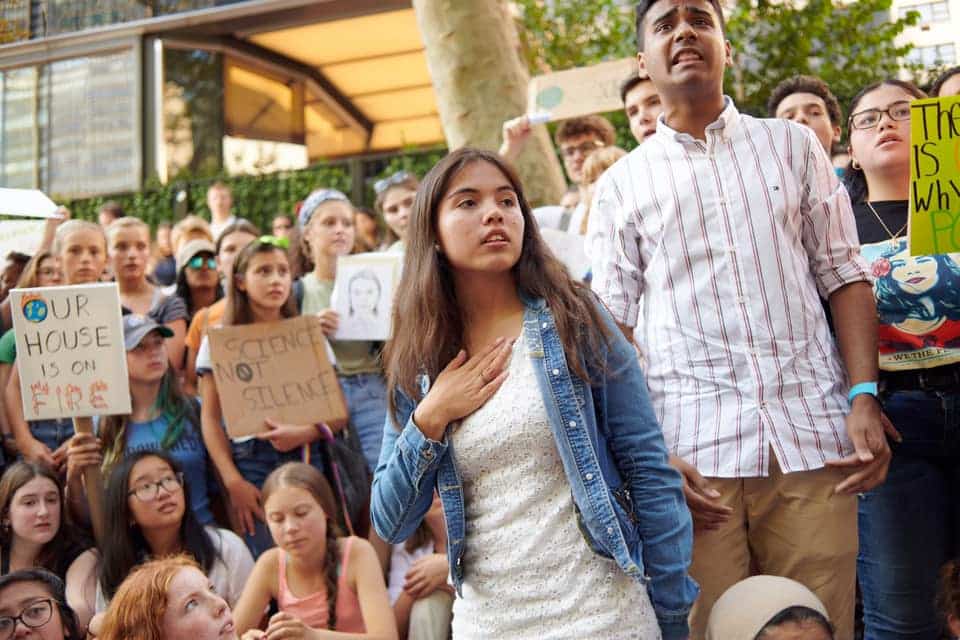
top-left (371, 296), bottom-right (698, 639)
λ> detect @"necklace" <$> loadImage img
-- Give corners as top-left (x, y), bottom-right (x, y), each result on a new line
top-left (866, 201), bottom-right (907, 240)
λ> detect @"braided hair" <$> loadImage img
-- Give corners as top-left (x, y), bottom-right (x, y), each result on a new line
top-left (262, 463), bottom-right (343, 630)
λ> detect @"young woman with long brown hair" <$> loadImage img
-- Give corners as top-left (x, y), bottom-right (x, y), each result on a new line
top-left (371, 148), bottom-right (696, 639)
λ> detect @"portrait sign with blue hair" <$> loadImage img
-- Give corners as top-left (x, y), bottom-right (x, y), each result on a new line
top-left (330, 252), bottom-right (402, 341)
top-left (909, 94), bottom-right (960, 255)
top-left (861, 238), bottom-right (960, 370)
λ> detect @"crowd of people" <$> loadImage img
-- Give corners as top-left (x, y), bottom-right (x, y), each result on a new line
top-left (1, 0), bottom-right (960, 638)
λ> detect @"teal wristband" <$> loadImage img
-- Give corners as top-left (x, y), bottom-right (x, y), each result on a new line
top-left (848, 382), bottom-right (878, 404)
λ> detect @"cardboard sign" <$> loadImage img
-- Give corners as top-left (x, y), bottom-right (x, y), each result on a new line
top-left (527, 58), bottom-right (639, 122)
top-left (331, 252), bottom-right (403, 341)
top-left (909, 95), bottom-right (960, 255)
top-left (10, 283), bottom-right (130, 420)
top-left (0, 188), bottom-right (60, 218)
top-left (208, 315), bottom-right (348, 437)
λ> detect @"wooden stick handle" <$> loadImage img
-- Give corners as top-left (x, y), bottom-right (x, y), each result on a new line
top-left (72, 416), bottom-right (105, 545)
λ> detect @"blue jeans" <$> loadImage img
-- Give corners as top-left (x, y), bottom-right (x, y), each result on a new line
top-left (858, 390), bottom-right (960, 640)
top-left (339, 372), bottom-right (387, 473)
top-left (230, 437), bottom-right (325, 558)
top-left (29, 419), bottom-right (74, 453)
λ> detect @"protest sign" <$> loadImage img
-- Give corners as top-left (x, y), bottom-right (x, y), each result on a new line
top-left (10, 283), bottom-right (129, 420)
top-left (0, 188), bottom-right (60, 218)
top-left (909, 95), bottom-right (960, 255)
top-left (0, 220), bottom-right (46, 259)
top-left (541, 228), bottom-right (591, 280)
top-left (331, 252), bottom-right (402, 341)
top-left (208, 315), bottom-right (348, 437)
top-left (527, 58), bottom-right (639, 122)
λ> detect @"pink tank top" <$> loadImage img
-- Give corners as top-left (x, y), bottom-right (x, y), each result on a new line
top-left (277, 536), bottom-right (365, 633)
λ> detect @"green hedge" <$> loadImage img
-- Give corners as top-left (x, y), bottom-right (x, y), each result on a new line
top-left (62, 147), bottom-right (448, 232)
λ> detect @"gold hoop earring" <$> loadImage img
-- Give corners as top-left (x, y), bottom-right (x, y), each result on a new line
top-left (851, 158), bottom-right (861, 170)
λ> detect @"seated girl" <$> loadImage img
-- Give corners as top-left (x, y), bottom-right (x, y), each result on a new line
top-left (66, 451), bottom-right (253, 632)
top-left (233, 462), bottom-right (396, 640)
top-left (0, 462), bottom-right (88, 578)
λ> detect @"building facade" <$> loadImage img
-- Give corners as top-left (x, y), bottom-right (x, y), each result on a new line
top-left (0, 0), bottom-right (443, 199)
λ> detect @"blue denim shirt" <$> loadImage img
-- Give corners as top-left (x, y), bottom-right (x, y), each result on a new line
top-left (371, 297), bottom-right (698, 639)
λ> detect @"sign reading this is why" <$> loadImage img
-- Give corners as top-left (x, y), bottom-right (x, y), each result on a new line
top-left (909, 95), bottom-right (960, 255)
top-left (10, 283), bottom-right (129, 419)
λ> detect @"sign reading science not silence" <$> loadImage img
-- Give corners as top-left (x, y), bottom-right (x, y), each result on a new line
top-left (208, 315), bottom-right (348, 438)
top-left (10, 283), bottom-right (130, 419)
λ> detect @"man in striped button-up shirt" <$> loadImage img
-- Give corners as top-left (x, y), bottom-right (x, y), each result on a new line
top-left (593, 1), bottom-right (891, 637)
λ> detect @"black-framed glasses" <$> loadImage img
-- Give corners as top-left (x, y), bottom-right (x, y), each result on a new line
top-left (187, 255), bottom-right (217, 270)
top-left (374, 171), bottom-right (414, 195)
top-left (127, 473), bottom-right (184, 502)
top-left (849, 100), bottom-right (912, 130)
top-left (560, 139), bottom-right (605, 158)
top-left (0, 598), bottom-right (54, 638)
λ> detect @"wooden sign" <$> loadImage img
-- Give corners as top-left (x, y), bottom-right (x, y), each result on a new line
top-left (527, 58), bottom-right (639, 122)
top-left (208, 315), bottom-right (349, 437)
top-left (10, 283), bottom-right (130, 419)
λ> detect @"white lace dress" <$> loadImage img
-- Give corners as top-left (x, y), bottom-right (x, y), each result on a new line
top-left (449, 333), bottom-right (661, 639)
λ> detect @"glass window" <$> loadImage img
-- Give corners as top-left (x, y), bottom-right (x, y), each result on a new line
top-left (907, 43), bottom-right (957, 67)
top-left (0, 67), bottom-right (39, 188)
top-left (899, 1), bottom-right (950, 23)
top-left (43, 50), bottom-right (140, 196)
top-left (0, 0), bottom-right (31, 43)
top-left (163, 48), bottom-right (224, 177)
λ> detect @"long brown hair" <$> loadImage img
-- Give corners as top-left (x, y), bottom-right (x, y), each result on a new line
top-left (0, 462), bottom-right (85, 575)
top-left (262, 463), bottom-right (342, 630)
top-left (223, 240), bottom-right (297, 326)
top-left (384, 147), bottom-right (611, 421)
top-left (15, 250), bottom-right (58, 289)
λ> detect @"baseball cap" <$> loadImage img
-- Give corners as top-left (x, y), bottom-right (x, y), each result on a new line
top-left (176, 238), bottom-right (217, 275)
top-left (123, 314), bottom-right (174, 351)
top-left (706, 575), bottom-right (830, 640)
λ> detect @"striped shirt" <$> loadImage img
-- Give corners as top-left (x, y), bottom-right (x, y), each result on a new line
top-left (593, 98), bottom-right (871, 478)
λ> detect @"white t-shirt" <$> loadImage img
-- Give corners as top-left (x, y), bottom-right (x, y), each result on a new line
top-left (210, 216), bottom-right (238, 241)
top-left (387, 541), bottom-right (435, 605)
top-left (93, 526), bottom-right (253, 612)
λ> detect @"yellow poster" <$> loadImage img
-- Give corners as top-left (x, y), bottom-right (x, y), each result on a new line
top-left (909, 95), bottom-right (960, 255)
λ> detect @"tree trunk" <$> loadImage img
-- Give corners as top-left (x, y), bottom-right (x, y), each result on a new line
top-left (413, 0), bottom-right (567, 206)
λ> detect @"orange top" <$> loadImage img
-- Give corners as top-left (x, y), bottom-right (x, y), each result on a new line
top-left (277, 537), bottom-right (365, 633)
top-left (185, 299), bottom-right (226, 351)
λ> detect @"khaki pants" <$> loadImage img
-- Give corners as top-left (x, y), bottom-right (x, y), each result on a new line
top-left (408, 590), bottom-right (453, 640)
top-left (689, 456), bottom-right (857, 640)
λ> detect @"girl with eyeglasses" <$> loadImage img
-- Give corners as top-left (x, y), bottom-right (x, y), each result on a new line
top-left (106, 217), bottom-right (188, 372)
top-left (4, 221), bottom-right (106, 470)
top-left (0, 568), bottom-right (83, 640)
top-left (63, 314), bottom-right (216, 527)
top-left (0, 251), bottom-right (63, 460)
top-left (843, 79), bottom-right (960, 639)
top-left (196, 238), bottom-right (324, 558)
top-left (299, 189), bottom-right (389, 473)
top-left (65, 450), bottom-right (253, 634)
top-left (0, 463), bottom-right (88, 579)
top-left (374, 172), bottom-right (419, 254)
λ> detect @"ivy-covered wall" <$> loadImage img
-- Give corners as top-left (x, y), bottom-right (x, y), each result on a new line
top-left (61, 147), bottom-right (447, 232)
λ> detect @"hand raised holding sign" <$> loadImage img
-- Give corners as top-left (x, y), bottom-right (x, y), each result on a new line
top-left (412, 337), bottom-right (514, 441)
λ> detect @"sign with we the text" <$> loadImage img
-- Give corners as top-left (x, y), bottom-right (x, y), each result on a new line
top-left (909, 95), bottom-right (960, 255)
top-left (10, 283), bottom-right (130, 419)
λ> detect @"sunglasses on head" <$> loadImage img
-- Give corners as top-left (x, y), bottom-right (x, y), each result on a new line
top-left (374, 171), bottom-right (414, 196)
top-left (258, 235), bottom-right (290, 250)
top-left (187, 255), bottom-right (217, 270)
